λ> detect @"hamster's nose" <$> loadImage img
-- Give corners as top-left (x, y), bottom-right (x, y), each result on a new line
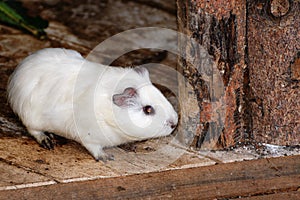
top-left (167, 120), bottom-right (177, 129)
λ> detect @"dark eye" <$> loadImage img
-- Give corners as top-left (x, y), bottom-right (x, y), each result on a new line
top-left (143, 105), bottom-right (155, 115)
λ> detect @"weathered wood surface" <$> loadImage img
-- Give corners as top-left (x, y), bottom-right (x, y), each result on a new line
top-left (242, 191), bottom-right (300, 200)
top-left (0, 155), bottom-right (299, 200)
top-left (247, 0), bottom-right (300, 145)
top-left (124, 0), bottom-right (176, 15)
top-left (177, 0), bottom-right (249, 148)
top-left (177, 0), bottom-right (299, 148)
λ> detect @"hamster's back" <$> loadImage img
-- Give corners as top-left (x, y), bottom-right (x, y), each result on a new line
top-left (17, 48), bottom-right (84, 72)
top-left (7, 48), bottom-right (86, 132)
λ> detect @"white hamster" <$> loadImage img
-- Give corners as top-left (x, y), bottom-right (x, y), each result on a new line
top-left (7, 48), bottom-right (178, 161)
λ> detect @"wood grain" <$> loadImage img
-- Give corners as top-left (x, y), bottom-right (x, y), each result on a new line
top-left (1, 155), bottom-right (299, 200)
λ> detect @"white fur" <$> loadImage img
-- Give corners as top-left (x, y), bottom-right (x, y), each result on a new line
top-left (7, 48), bottom-right (178, 161)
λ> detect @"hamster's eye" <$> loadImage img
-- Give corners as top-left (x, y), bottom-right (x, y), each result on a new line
top-left (143, 105), bottom-right (155, 115)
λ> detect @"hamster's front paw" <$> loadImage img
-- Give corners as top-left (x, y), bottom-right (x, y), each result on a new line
top-left (95, 153), bottom-right (115, 162)
top-left (84, 143), bottom-right (114, 162)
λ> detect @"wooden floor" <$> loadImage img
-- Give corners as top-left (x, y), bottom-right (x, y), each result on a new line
top-left (0, 1), bottom-right (299, 199)
top-left (0, 155), bottom-right (299, 200)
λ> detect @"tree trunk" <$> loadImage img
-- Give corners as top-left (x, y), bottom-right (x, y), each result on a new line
top-left (177, 0), bottom-right (299, 148)
top-left (247, 0), bottom-right (300, 145)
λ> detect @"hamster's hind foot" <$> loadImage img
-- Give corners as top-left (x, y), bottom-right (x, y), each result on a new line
top-left (28, 129), bottom-right (54, 150)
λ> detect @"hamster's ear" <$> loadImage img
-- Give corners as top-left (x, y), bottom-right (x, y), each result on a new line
top-left (134, 66), bottom-right (149, 78)
top-left (113, 87), bottom-right (138, 108)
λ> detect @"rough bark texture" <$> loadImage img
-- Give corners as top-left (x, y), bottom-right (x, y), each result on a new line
top-left (177, 0), bottom-right (249, 149)
top-left (177, 0), bottom-right (299, 148)
top-left (247, 0), bottom-right (300, 145)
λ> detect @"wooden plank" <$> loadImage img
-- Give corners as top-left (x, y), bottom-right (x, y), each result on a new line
top-left (241, 191), bottom-right (300, 200)
top-left (0, 161), bottom-right (53, 189)
top-left (0, 155), bottom-right (299, 200)
top-left (0, 137), bottom-right (118, 182)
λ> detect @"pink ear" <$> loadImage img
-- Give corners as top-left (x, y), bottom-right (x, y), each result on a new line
top-left (112, 87), bottom-right (138, 108)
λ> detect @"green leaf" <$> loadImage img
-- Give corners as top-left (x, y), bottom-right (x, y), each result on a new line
top-left (0, 0), bottom-right (48, 39)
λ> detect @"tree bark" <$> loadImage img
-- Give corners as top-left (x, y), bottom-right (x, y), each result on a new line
top-left (177, 0), bottom-right (299, 148)
top-left (247, 0), bottom-right (300, 145)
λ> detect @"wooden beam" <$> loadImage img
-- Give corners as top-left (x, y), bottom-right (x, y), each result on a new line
top-left (177, 0), bottom-right (300, 148)
top-left (1, 155), bottom-right (299, 200)
top-left (241, 191), bottom-right (300, 200)
top-left (177, 0), bottom-right (249, 148)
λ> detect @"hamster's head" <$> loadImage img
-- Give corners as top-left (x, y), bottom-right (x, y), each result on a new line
top-left (112, 67), bottom-right (178, 140)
